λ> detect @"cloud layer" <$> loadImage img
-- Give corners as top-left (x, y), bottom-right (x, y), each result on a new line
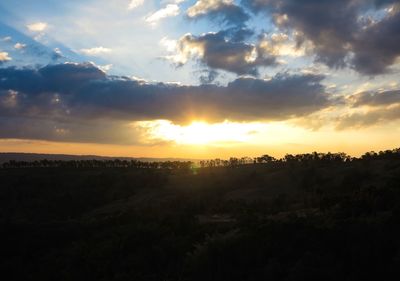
top-left (0, 63), bottom-right (331, 143)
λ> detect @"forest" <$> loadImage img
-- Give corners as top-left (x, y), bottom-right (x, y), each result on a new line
top-left (1, 148), bottom-right (400, 281)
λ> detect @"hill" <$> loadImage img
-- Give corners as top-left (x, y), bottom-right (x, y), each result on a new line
top-left (1, 149), bottom-right (400, 281)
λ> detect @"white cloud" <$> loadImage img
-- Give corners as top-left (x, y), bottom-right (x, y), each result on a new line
top-left (128, 0), bottom-right (144, 10)
top-left (0, 51), bottom-right (12, 62)
top-left (187, 0), bottom-right (232, 18)
top-left (98, 64), bottom-right (113, 73)
top-left (87, 61), bottom-right (113, 73)
top-left (160, 37), bottom-right (178, 52)
top-left (160, 33), bottom-right (205, 64)
top-left (145, 4), bottom-right (180, 25)
top-left (14, 43), bottom-right (26, 50)
top-left (159, 36), bottom-right (195, 64)
top-left (162, 0), bottom-right (186, 3)
top-left (258, 33), bottom-right (308, 58)
top-left (80, 46), bottom-right (112, 56)
top-left (1, 36), bottom-right (12, 42)
top-left (54, 48), bottom-right (63, 56)
top-left (27, 22), bottom-right (48, 32)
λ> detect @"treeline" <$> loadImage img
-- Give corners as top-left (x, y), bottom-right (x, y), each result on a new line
top-left (199, 148), bottom-right (400, 168)
top-left (2, 148), bottom-right (400, 169)
top-left (1, 159), bottom-right (193, 170)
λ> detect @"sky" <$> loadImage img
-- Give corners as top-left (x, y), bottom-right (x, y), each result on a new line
top-left (0, 0), bottom-right (399, 159)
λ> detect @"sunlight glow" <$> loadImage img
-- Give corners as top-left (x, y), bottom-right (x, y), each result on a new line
top-left (136, 120), bottom-right (266, 145)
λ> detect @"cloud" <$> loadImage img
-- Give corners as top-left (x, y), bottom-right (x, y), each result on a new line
top-left (350, 89), bottom-right (400, 107)
top-left (0, 63), bottom-right (331, 143)
top-left (0, 51), bottom-right (12, 62)
top-left (128, 0), bottom-right (144, 10)
top-left (160, 37), bottom-right (178, 52)
top-left (14, 43), bottom-right (26, 50)
top-left (0, 90), bottom-right (18, 108)
top-left (257, 32), bottom-right (308, 58)
top-left (80, 46), bottom-right (112, 56)
top-left (198, 69), bottom-right (219, 84)
top-left (351, 8), bottom-right (400, 74)
top-left (53, 48), bottom-right (64, 58)
top-left (145, 4), bottom-right (180, 25)
top-left (336, 105), bottom-right (400, 130)
top-left (163, 0), bottom-right (186, 3)
top-left (0, 116), bottom-right (143, 144)
top-left (242, 0), bottom-right (400, 75)
top-left (170, 30), bottom-right (277, 75)
top-left (98, 64), bottom-right (113, 73)
top-left (336, 88), bottom-right (400, 129)
top-left (187, 0), bottom-right (249, 27)
top-left (26, 22), bottom-right (48, 32)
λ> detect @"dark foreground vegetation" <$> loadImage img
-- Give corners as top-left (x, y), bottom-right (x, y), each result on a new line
top-left (1, 149), bottom-right (400, 281)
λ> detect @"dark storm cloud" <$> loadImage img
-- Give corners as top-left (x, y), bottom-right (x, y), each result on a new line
top-left (0, 63), bottom-right (331, 143)
top-left (351, 10), bottom-right (400, 74)
top-left (178, 30), bottom-right (277, 75)
top-left (241, 0), bottom-right (400, 75)
top-left (187, 0), bottom-right (250, 27)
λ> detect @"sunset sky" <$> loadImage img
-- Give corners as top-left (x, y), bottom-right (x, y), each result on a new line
top-left (0, 0), bottom-right (399, 158)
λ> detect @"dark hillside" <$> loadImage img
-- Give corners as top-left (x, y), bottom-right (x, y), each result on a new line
top-left (1, 149), bottom-right (400, 281)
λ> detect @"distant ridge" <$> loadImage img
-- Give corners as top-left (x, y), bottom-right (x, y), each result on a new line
top-left (0, 152), bottom-right (198, 164)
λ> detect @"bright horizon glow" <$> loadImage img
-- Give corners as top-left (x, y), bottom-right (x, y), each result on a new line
top-left (0, 120), bottom-right (399, 160)
top-left (136, 120), bottom-right (267, 145)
